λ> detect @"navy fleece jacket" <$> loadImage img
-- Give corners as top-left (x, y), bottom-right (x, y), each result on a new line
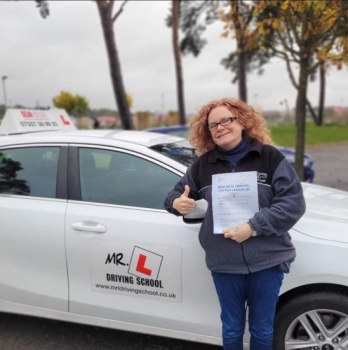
top-left (164, 139), bottom-right (306, 274)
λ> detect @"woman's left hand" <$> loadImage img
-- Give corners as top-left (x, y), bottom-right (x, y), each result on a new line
top-left (223, 223), bottom-right (252, 243)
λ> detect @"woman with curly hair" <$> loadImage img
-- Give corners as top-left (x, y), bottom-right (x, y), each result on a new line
top-left (164, 98), bottom-right (305, 350)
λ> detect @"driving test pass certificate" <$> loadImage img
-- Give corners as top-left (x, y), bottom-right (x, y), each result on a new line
top-left (212, 171), bottom-right (259, 234)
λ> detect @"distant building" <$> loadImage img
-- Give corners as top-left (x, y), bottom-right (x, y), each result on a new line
top-left (74, 116), bottom-right (94, 129)
top-left (330, 107), bottom-right (348, 118)
top-left (97, 115), bottom-right (121, 129)
top-left (309, 106), bottom-right (348, 124)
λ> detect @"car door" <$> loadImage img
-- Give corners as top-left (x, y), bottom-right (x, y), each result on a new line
top-left (0, 144), bottom-right (69, 311)
top-left (65, 145), bottom-right (221, 337)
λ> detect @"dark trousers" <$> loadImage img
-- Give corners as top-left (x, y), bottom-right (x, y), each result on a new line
top-left (212, 266), bottom-right (284, 350)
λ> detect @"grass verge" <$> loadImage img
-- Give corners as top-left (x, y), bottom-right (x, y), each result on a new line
top-left (269, 122), bottom-right (348, 147)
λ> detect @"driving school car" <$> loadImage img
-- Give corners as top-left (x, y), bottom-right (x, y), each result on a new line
top-left (147, 125), bottom-right (315, 183)
top-left (0, 109), bottom-right (347, 350)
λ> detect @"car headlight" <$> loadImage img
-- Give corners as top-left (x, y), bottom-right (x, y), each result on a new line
top-left (303, 158), bottom-right (311, 167)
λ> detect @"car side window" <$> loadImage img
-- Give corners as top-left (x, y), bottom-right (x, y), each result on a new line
top-left (79, 148), bottom-right (181, 209)
top-left (0, 147), bottom-right (60, 198)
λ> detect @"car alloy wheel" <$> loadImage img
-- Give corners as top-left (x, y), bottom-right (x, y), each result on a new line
top-left (284, 309), bottom-right (348, 349)
top-left (273, 291), bottom-right (348, 350)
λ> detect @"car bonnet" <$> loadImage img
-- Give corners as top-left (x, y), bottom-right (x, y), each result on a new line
top-left (293, 183), bottom-right (348, 243)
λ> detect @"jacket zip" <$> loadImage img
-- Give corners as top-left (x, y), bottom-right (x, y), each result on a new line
top-left (240, 243), bottom-right (251, 273)
top-left (229, 161), bottom-right (251, 272)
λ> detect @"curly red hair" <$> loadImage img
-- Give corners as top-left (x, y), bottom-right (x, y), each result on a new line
top-left (189, 98), bottom-right (273, 154)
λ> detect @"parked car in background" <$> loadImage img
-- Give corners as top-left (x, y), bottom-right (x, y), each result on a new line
top-left (2, 110), bottom-right (346, 350)
top-left (147, 125), bottom-right (315, 183)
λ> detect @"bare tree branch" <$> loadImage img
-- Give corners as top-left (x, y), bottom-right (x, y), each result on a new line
top-left (284, 16), bottom-right (299, 62)
top-left (273, 48), bottom-right (318, 123)
top-left (320, 18), bottom-right (344, 47)
top-left (305, 98), bottom-right (319, 125)
top-left (286, 5), bottom-right (302, 47)
top-left (245, 5), bottom-right (254, 27)
top-left (273, 48), bottom-right (299, 87)
top-left (277, 30), bottom-right (299, 58)
top-left (308, 60), bottom-right (321, 72)
top-left (112, 0), bottom-right (128, 23)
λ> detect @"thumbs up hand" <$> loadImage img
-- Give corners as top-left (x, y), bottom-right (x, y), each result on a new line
top-left (183, 185), bottom-right (190, 198)
top-left (173, 185), bottom-right (196, 215)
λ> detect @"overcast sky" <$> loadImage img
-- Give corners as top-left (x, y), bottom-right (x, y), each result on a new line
top-left (1, 0), bottom-right (348, 115)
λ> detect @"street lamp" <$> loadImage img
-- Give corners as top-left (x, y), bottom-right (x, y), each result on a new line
top-left (161, 93), bottom-right (165, 116)
top-left (280, 98), bottom-right (290, 122)
top-left (2, 76), bottom-right (8, 108)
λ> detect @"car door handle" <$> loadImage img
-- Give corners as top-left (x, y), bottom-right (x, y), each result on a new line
top-left (71, 221), bottom-right (106, 233)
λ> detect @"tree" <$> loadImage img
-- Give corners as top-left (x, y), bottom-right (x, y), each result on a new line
top-left (171, 0), bottom-right (186, 125)
top-left (52, 91), bottom-right (89, 116)
top-left (31, 0), bottom-right (134, 129)
top-left (255, 0), bottom-right (348, 180)
top-left (220, 0), bottom-right (274, 102)
top-left (35, 0), bottom-right (49, 18)
top-left (0, 153), bottom-right (30, 195)
top-left (126, 92), bottom-right (133, 109)
top-left (317, 60), bottom-right (326, 126)
top-left (220, 44), bottom-right (271, 93)
top-left (96, 1), bottom-right (134, 130)
top-left (169, 1), bottom-right (270, 103)
top-left (12, 1), bottom-right (49, 18)
top-left (221, 0), bottom-right (249, 102)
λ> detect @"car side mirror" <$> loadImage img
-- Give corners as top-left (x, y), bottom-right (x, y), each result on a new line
top-left (183, 199), bottom-right (207, 224)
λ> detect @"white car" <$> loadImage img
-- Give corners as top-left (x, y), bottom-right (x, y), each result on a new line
top-left (1, 109), bottom-right (348, 350)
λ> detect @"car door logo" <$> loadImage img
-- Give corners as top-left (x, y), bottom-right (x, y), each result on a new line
top-left (128, 246), bottom-right (163, 279)
top-left (136, 254), bottom-right (152, 276)
top-left (91, 241), bottom-right (181, 301)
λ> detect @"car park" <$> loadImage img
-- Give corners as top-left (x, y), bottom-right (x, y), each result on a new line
top-left (0, 109), bottom-right (347, 350)
top-left (147, 125), bottom-right (315, 183)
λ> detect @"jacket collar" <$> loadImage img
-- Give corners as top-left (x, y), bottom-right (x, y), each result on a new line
top-left (207, 139), bottom-right (263, 164)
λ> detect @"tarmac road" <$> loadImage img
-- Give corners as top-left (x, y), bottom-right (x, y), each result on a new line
top-left (0, 144), bottom-right (347, 350)
top-left (0, 313), bottom-right (221, 350)
top-left (307, 143), bottom-right (348, 191)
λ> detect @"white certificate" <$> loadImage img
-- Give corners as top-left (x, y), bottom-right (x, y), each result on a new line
top-left (212, 171), bottom-right (259, 234)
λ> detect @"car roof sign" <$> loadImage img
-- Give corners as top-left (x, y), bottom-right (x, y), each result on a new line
top-left (0, 108), bottom-right (76, 135)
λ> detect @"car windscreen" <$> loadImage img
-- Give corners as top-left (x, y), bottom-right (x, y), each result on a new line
top-left (166, 130), bottom-right (190, 138)
top-left (150, 141), bottom-right (198, 167)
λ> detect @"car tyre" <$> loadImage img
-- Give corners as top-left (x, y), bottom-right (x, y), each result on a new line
top-left (273, 290), bottom-right (348, 350)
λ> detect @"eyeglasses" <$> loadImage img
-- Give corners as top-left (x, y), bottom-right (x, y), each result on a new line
top-left (207, 117), bottom-right (237, 131)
